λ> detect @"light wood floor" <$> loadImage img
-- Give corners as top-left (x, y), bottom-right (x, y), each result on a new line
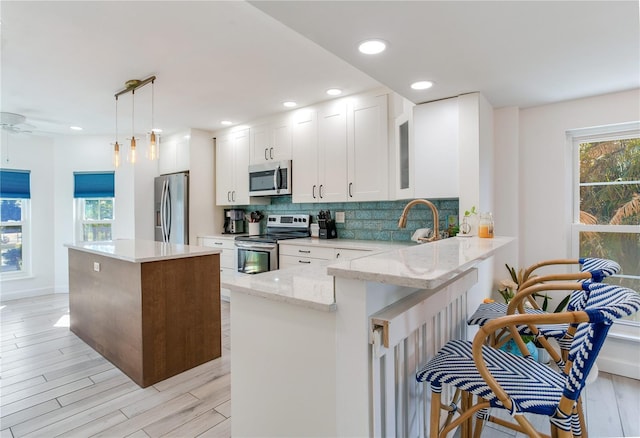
top-left (1, 293), bottom-right (639, 437)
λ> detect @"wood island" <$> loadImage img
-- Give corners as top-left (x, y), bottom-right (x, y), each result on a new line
top-left (65, 239), bottom-right (222, 387)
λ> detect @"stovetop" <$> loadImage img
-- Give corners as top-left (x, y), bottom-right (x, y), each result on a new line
top-left (235, 214), bottom-right (310, 243)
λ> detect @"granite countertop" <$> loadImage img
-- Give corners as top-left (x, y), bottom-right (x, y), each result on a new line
top-left (221, 236), bottom-right (514, 311)
top-left (65, 239), bottom-right (221, 263)
top-left (327, 236), bottom-right (514, 289)
top-left (220, 263), bottom-right (336, 312)
top-left (280, 237), bottom-right (412, 252)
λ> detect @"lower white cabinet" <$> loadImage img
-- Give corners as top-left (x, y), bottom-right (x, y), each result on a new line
top-left (199, 236), bottom-right (236, 300)
top-left (278, 243), bottom-right (370, 269)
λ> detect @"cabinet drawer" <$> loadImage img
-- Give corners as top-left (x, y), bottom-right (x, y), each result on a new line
top-left (279, 244), bottom-right (334, 260)
top-left (200, 237), bottom-right (236, 250)
top-left (279, 254), bottom-right (326, 269)
top-left (334, 248), bottom-right (370, 260)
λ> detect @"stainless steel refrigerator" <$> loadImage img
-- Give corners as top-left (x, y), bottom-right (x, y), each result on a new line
top-left (154, 172), bottom-right (189, 244)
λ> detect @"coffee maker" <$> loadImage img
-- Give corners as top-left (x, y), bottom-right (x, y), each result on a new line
top-left (224, 209), bottom-right (245, 234)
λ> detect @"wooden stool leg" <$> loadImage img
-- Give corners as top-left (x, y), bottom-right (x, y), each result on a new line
top-left (431, 389), bottom-right (442, 438)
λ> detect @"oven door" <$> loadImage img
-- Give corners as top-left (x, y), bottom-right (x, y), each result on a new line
top-left (235, 241), bottom-right (278, 274)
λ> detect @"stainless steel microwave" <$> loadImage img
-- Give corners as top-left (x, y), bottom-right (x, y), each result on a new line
top-left (248, 160), bottom-right (292, 196)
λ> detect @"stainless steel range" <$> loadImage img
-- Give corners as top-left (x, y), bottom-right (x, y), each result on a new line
top-left (235, 214), bottom-right (310, 274)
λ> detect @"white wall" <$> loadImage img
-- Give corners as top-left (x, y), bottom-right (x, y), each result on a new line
top-left (515, 89), bottom-right (639, 267)
top-left (0, 132), bottom-right (55, 300)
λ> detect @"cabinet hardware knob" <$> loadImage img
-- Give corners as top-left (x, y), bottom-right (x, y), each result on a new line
top-left (349, 182), bottom-right (353, 198)
top-left (299, 250), bottom-right (311, 254)
top-left (312, 185), bottom-right (317, 199)
top-left (298, 260), bottom-right (311, 264)
top-left (319, 184), bottom-right (324, 198)
top-left (264, 148), bottom-right (268, 161)
top-left (270, 147), bottom-right (274, 159)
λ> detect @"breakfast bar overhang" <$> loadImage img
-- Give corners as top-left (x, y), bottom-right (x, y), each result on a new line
top-left (224, 235), bottom-right (514, 437)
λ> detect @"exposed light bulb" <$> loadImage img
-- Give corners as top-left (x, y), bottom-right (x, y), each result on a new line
top-left (129, 137), bottom-right (137, 164)
top-left (148, 131), bottom-right (159, 160)
top-left (113, 142), bottom-right (121, 168)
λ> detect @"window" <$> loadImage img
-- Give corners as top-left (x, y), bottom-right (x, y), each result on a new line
top-left (0, 169), bottom-right (31, 277)
top-left (571, 124), bottom-right (640, 323)
top-left (73, 172), bottom-right (115, 242)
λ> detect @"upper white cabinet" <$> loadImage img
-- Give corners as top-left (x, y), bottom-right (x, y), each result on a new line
top-left (159, 138), bottom-right (190, 175)
top-left (291, 91), bottom-right (390, 203)
top-left (412, 97), bottom-right (459, 199)
top-left (250, 115), bottom-right (292, 164)
top-left (216, 128), bottom-right (250, 205)
top-left (291, 108), bottom-right (320, 203)
top-left (347, 94), bottom-right (389, 201)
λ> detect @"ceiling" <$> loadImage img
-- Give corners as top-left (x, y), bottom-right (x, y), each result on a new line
top-left (1, 1), bottom-right (638, 138)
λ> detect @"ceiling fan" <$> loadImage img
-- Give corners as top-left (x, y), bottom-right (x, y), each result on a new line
top-left (0, 112), bottom-right (36, 134)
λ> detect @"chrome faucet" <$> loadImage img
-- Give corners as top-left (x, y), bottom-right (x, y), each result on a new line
top-left (398, 199), bottom-right (440, 242)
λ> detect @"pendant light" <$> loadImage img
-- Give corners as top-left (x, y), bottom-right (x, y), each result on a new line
top-left (147, 79), bottom-right (159, 160)
top-left (113, 97), bottom-right (121, 168)
top-left (129, 89), bottom-right (137, 164)
top-left (112, 75), bottom-right (157, 168)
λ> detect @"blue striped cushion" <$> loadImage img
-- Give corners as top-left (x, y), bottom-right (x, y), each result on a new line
top-left (416, 339), bottom-right (565, 416)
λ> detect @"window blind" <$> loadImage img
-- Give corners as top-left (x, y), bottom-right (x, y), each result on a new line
top-left (0, 169), bottom-right (31, 199)
top-left (73, 171), bottom-right (115, 198)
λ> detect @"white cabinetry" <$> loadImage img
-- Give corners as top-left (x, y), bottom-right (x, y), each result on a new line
top-left (250, 115), bottom-right (292, 164)
top-left (291, 91), bottom-right (389, 203)
top-left (291, 109), bottom-right (319, 203)
top-left (216, 128), bottom-right (250, 205)
top-left (347, 94), bottom-right (389, 201)
top-left (199, 236), bottom-right (236, 301)
top-left (279, 243), bottom-right (370, 269)
top-left (412, 97), bottom-right (459, 199)
top-left (159, 139), bottom-right (190, 175)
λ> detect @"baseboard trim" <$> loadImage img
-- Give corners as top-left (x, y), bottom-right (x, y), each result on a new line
top-left (0, 287), bottom-right (55, 302)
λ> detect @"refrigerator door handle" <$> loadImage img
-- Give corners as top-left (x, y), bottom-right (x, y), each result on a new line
top-left (166, 183), bottom-right (172, 242)
top-left (160, 179), bottom-right (167, 242)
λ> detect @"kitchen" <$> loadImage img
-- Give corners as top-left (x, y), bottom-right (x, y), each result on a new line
top-left (1, 1), bottom-right (639, 437)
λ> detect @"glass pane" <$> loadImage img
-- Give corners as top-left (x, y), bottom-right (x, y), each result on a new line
top-left (579, 231), bottom-right (639, 280)
top-left (99, 199), bottom-right (114, 220)
top-left (580, 231), bottom-right (640, 322)
top-left (0, 199), bottom-right (23, 222)
top-left (84, 199), bottom-right (114, 221)
top-left (82, 224), bottom-right (112, 241)
top-left (579, 137), bottom-right (640, 184)
top-left (579, 184), bottom-right (640, 225)
top-left (399, 121), bottom-right (409, 189)
top-left (1, 225), bottom-right (23, 272)
top-left (84, 199), bottom-right (100, 220)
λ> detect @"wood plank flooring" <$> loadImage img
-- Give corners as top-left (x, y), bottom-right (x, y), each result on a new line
top-left (1, 294), bottom-right (230, 437)
top-left (2, 293), bottom-right (639, 437)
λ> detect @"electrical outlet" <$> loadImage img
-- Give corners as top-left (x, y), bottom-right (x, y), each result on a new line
top-left (335, 211), bottom-right (345, 223)
top-left (93, 262), bottom-right (100, 272)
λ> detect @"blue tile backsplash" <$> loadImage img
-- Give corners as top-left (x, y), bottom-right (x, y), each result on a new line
top-left (240, 196), bottom-right (459, 242)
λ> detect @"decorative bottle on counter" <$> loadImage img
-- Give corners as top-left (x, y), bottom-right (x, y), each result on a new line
top-left (478, 212), bottom-right (494, 238)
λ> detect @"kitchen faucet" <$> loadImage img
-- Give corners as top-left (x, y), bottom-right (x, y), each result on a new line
top-left (398, 199), bottom-right (440, 242)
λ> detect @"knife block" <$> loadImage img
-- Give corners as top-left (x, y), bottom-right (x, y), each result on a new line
top-left (318, 219), bottom-right (337, 239)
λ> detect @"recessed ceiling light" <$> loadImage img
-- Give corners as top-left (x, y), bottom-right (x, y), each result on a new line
top-left (358, 39), bottom-right (387, 55)
top-left (70, 126), bottom-right (83, 131)
top-left (410, 81), bottom-right (434, 90)
top-left (326, 88), bottom-right (342, 96)
top-left (221, 120), bottom-right (233, 126)
top-left (283, 101), bottom-right (297, 108)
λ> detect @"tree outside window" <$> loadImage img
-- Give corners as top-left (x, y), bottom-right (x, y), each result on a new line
top-left (574, 131), bottom-right (640, 322)
top-left (1, 199), bottom-right (27, 273)
top-left (78, 198), bottom-right (114, 242)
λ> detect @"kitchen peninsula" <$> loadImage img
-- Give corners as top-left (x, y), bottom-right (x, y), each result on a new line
top-left (224, 235), bottom-right (513, 437)
top-left (65, 239), bottom-right (222, 388)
